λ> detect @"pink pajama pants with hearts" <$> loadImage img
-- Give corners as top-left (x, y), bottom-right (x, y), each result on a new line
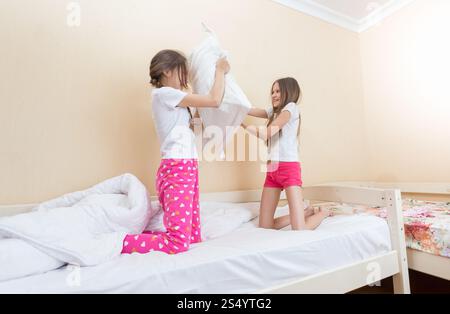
top-left (121, 159), bottom-right (201, 255)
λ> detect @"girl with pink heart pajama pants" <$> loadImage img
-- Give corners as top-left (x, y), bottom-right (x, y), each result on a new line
top-left (121, 159), bottom-right (201, 255)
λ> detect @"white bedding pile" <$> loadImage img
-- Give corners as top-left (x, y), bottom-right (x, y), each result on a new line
top-left (0, 173), bottom-right (153, 281)
top-left (0, 174), bottom-right (260, 282)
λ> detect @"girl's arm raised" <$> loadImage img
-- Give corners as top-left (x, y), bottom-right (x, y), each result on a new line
top-left (248, 107), bottom-right (268, 119)
top-left (179, 57), bottom-right (230, 108)
top-left (242, 111), bottom-right (290, 141)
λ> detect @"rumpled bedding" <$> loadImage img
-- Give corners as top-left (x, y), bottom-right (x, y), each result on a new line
top-left (0, 173), bottom-right (153, 281)
top-left (0, 174), bottom-right (259, 282)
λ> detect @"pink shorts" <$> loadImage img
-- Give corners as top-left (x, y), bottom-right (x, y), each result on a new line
top-left (264, 162), bottom-right (303, 189)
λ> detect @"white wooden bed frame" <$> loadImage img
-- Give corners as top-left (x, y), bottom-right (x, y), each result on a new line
top-left (0, 185), bottom-right (410, 294)
top-left (323, 181), bottom-right (450, 282)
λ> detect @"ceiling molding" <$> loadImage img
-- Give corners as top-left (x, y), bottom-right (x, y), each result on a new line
top-left (357, 0), bottom-right (415, 32)
top-left (272, 0), bottom-right (415, 33)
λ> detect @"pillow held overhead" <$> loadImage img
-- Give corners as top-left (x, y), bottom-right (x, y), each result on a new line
top-left (189, 24), bottom-right (251, 158)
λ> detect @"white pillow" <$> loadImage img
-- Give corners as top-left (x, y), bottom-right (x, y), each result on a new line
top-left (145, 201), bottom-right (259, 241)
top-left (189, 25), bottom-right (251, 158)
top-left (199, 201), bottom-right (260, 240)
top-left (0, 238), bottom-right (64, 282)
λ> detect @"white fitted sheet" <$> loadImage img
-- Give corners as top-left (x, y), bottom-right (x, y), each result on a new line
top-left (0, 206), bottom-right (391, 294)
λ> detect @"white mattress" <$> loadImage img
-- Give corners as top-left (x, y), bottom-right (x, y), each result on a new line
top-left (0, 207), bottom-right (391, 294)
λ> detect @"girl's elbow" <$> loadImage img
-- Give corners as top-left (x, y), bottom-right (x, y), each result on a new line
top-left (267, 127), bottom-right (281, 138)
top-left (211, 99), bottom-right (221, 108)
top-left (206, 95), bottom-right (221, 108)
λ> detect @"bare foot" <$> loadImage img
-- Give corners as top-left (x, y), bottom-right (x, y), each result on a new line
top-left (304, 206), bottom-right (315, 217)
top-left (312, 206), bottom-right (334, 217)
top-left (320, 207), bottom-right (334, 217)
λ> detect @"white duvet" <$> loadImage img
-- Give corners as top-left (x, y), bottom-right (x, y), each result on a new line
top-left (0, 174), bottom-right (152, 270)
top-left (0, 174), bottom-right (259, 282)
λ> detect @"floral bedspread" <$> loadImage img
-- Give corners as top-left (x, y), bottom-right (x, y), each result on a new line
top-left (317, 199), bottom-right (450, 258)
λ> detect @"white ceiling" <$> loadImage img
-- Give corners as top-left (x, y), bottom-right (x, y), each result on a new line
top-left (272, 0), bottom-right (415, 32)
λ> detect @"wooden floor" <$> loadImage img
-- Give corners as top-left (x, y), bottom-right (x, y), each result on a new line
top-left (350, 269), bottom-right (450, 294)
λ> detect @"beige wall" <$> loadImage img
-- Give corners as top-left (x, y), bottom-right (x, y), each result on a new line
top-left (0, 0), bottom-right (369, 205)
top-left (359, 0), bottom-right (450, 183)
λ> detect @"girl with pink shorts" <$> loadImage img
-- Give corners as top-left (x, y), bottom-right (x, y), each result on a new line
top-left (242, 78), bottom-right (331, 230)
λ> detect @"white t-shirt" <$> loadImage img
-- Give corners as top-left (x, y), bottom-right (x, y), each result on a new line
top-left (265, 102), bottom-right (300, 162)
top-left (151, 87), bottom-right (198, 159)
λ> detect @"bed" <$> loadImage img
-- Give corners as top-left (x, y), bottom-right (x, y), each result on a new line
top-left (0, 185), bottom-right (410, 294)
top-left (322, 181), bottom-right (450, 281)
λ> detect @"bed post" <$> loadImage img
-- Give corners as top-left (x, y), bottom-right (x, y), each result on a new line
top-left (385, 189), bottom-right (410, 294)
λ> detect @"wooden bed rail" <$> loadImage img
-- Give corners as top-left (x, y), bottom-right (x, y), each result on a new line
top-left (303, 185), bottom-right (410, 293)
top-left (302, 185), bottom-right (387, 206)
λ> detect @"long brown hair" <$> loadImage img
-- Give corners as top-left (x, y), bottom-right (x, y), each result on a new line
top-left (149, 49), bottom-right (189, 89)
top-left (149, 49), bottom-right (193, 121)
top-left (267, 77), bottom-right (302, 144)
